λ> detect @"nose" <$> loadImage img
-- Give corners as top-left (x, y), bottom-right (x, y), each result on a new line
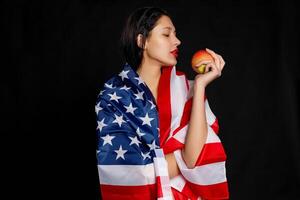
top-left (174, 35), bottom-right (181, 47)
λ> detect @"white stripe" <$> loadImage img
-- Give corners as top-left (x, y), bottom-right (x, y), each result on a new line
top-left (170, 67), bottom-right (188, 139)
top-left (171, 177), bottom-right (203, 199)
top-left (173, 124), bottom-right (220, 144)
top-left (205, 99), bottom-right (216, 125)
top-left (173, 125), bottom-right (188, 144)
top-left (158, 197), bottom-right (173, 200)
top-left (154, 157), bottom-right (169, 176)
top-left (98, 164), bottom-right (155, 185)
top-left (154, 149), bottom-right (173, 199)
top-left (174, 150), bottom-right (227, 185)
top-left (206, 125), bottom-right (221, 143)
top-left (159, 176), bottom-right (173, 198)
top-left (170, 175), bottom-right (186, 192)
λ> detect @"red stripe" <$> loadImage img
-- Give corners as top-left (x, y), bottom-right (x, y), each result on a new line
top-left (211, 118), bottom-right (219, 134)
top-left (156, 177), bottom-right (163, 198)
top-left (172, 187), bottom-right (197, 200)
top-left (187, 181), bottom-right (229, 200)
top-left (195, 143), bottom-right (227, 166)
top-left (181, 184), bottom-right (201, 200)
top-left (158, 67), bottom-right (173, 146)
top-left (158, 66), bottom-right (229, 199)
top-left (177, 98), bottom-right (193, 132)
top-left (161, 97), bottom-right (192, 154)
top-left (163, 137), bottom-right (184, 154)
top-left (173, 97), bottom-right (219, 137)
top-left (100, 184), bottom-right (156, 200)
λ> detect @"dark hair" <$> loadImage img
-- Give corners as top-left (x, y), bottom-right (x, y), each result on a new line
top-left (120, 7), bottom-right (170, 70)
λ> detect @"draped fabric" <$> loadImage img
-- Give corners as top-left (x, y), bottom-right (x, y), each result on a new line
top-left (158, 66), bottom-right (229, 199)
top-left (96, 63), bottom-right (229, 199)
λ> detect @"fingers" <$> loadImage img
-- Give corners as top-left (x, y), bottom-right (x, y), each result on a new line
top-left (194, 60), bottom-right (213, 67)
top-left (205, 63), bottom-right (210, 73)
top-left (205, 62), bottom-right (221, 77)
top-left (206, 48), bottom-right (225, 72)
top-left (219, 55), bottom-right (225, 70)
top-left (206, 48), bottom-right (220, 70)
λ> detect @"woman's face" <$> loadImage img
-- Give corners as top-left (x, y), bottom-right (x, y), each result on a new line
top-left (142, 15), bottom-right (181, 67)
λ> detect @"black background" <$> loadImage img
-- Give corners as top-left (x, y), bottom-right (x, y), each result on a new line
top-left (5, 0), bottom-right (300, 199)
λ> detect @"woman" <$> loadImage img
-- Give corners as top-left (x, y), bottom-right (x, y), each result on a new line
top-left (96, 7), bottom-right (228, 200)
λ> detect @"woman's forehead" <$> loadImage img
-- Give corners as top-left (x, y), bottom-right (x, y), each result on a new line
top-left (153, 16), bottom-right (176, 31)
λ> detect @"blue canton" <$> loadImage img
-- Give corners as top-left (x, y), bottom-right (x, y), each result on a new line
top-left (96, 63), bottom-right (160, 166)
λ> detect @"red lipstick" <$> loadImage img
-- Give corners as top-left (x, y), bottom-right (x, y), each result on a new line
top-left (170, 49), bottom-right (179, 58)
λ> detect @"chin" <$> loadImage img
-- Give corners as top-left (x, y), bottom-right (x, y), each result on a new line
top-left (170, 60), bottom-right (177, 66)
top-left (163, 59), bottom-right (177, 67)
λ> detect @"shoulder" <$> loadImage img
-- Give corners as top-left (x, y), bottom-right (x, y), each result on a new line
top-left (96, 72), bottom-right (126, 94)
top-left (95, 73), bottom-right (136, 109)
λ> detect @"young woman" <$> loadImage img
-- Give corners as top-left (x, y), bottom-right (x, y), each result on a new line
top-left (96, 7), bottom-right (229, 200)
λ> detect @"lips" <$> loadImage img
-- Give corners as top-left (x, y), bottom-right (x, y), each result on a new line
top-left (170, 49), bottom-right (179, 58)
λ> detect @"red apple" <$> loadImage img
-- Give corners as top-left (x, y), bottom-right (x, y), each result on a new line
top-left (191, 50), bottom-right (214, 74)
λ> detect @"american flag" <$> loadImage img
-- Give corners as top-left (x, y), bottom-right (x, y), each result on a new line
top-left (96, 63), bottom-right (229, 200)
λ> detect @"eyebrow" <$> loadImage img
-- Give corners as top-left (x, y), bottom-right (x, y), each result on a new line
top-left (163, 27), bottom-right (176, 32)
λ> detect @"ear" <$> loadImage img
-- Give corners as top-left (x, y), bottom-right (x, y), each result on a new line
top-left (136, 34), bottom-right (145, 49)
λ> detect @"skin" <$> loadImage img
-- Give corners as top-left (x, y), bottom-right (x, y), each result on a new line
top-left (136, 15), bottom-right (225, 179)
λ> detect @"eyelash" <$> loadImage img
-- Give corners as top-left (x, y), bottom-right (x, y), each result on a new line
top-left (163, 32), bottom-right (177, 37)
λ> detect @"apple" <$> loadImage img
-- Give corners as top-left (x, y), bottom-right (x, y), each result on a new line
top-left (191, 50), bottom-right (214, 74)
top-left (197, 64), bottom-right (206, 74)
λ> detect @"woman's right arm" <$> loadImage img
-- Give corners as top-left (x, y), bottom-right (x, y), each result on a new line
top-left (182, 48), bottom-right (225, 168)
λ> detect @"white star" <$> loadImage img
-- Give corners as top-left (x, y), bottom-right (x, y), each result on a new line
top-left (141, 151), bottom-right (151, 160)
top-left (108, 92), bottom-right (122, 103)
top-left (134, 90), bottom-right (144, 100)
top-left (113, 114), bottom-right (126, 127)
top-left (134, 77), bottom-right (145, 85)
top-left (148, 140), bottom-right (159, 150)
top-left (129, 136), bottom-right (142, 146)
top-left (114, 145), bottom-right (127, 160)
top-left (136, 127), bottom-right (146, 138)
top-left (99, 90), bottom-right (105, 95)
top-left (119, 70), bottom-right (130, 81)
top-left (97, 118), bottom-right (107, 132)
top-left (101, 134), bottom-right (115, 146)
top-left (120, 85), bottom-right (131, 91)
top-left (105, 83), bottom-right (114, 89)
top-left (124, 103), bottom-right (137, 115)
top-left (95, 103), bottom-right (103, 115)
top-left (148, 100), bottom-right (156, 109)
top-left (139, 113), bottom-right (154, 127)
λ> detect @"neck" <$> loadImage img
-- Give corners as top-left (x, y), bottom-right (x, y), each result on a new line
top-left (136, 60), bottom-right (162, 100)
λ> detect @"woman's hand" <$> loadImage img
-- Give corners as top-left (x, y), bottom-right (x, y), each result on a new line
top-left (194, 48), bottom-right (225, 89)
